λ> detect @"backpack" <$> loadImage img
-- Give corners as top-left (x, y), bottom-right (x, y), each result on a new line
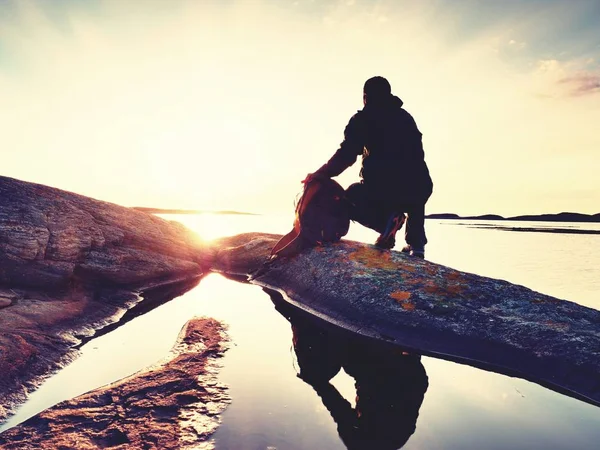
top-left (270, 178), bottom-right (350, 258)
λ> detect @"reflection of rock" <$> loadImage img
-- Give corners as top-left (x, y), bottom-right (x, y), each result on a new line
top-left (0, 176), bottom-right (209, 421)
top-left (0, 279), bottom-right (204, 423)
top-left (0, 317), bottom-right (230, 450)
top-left (2, 174), bottom-right (600, 441)
top-left (215, 234), bottom-right (600, 408)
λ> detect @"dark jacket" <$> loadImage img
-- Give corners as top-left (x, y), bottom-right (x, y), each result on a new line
top-left (316, 96), bottom-right (433, 205)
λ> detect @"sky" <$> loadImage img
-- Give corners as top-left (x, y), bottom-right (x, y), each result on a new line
top-left (1, 0), bottom-right (599, 215)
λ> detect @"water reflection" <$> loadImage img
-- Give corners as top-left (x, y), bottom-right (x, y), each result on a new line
top-left (269, 291), bottom-right (428, 450)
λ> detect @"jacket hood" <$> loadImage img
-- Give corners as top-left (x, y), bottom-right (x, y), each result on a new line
top-left (391, 95), bottom-right (404, 108)
top-left (363, 94), bottom-right (404, 114)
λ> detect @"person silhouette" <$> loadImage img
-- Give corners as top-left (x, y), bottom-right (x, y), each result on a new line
top-left (270, 291), bottom-right (429, 450)
top-left (303, 76), bottom-right (433, 258)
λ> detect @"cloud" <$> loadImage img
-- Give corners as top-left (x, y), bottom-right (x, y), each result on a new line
top-left (508, 39), bottom-right (526, 49)
top-left (532, 59), bottom-right (600, 97)
top-left (560, 73), bottom-right (600, 96)
top-left (1, 0), bottom-right (599, 215)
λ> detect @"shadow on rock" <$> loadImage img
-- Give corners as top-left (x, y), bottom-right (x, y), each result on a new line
top-left (269, 290), bottom-right (429, 450)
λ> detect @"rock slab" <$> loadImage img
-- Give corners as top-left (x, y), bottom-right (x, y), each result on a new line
top-left (0, 175), bottom-right (209, 289)
top-left (0, 317), bottom-right (230, 450)
top-left (0, 176), bottom-right (209, 421)
top-left (213, 233), bottom-right (600, 407)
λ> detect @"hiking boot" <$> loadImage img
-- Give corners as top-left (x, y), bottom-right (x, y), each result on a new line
top-left (374, 213), bottom-right (405, 250)
top-left (411, 248), bottom-right (425, 259)
top-left (375, 234), bottom-right (395, 249)
top-left (401, 244), bottom-right (425, 259)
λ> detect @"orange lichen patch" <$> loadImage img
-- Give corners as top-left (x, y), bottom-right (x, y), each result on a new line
top-left (400, 301), bottom-right (416, 311)
top-left (390, 290), bottom-right (411, 301)
top-left (423, 281), bottom-right (467, 298)
top-left (446, 271), bottom-right (464, 282)
top-left (424, 265), bottom-right (439, 276)
top-left (423, 282), bottom-right (441, 295)
top-left (402, 274), bottom-right (427, 287)
top-left (400, 264), bottom-right (417, 273)
top-left (348, 247), bottom-right (399, 271)
top-left (446, 284), bottom-right (467, 296)
top-left (390, 291), bottom-right (415, 311)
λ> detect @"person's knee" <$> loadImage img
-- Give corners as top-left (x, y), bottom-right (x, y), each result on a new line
top-left (406, 204), bottom-right (426, 218)
top-left (344, 182), bottom-right (364, 202)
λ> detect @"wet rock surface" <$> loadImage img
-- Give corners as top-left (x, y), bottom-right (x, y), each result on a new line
top-left (0, 279), bottom-right (203, 423)
top-left (0, 317), bottom-right (230, 450)
top-left (211, 232), bottom-right (279, 276)
top-left (0, 176), bottom-right (208, 421)
top-left (1, 176), bottom-right (599, 446)
top-left (214, 234), bottom-right (600, 407)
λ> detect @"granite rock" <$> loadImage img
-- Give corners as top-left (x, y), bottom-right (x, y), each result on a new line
top-left (0, 175), bottom-right (209, 290)
top-left (0, 176), bottom-right (209, 421)
top-left (214, 233), bottom-right (600, 408)
top-left (0, 317), bottom-right (230, 450)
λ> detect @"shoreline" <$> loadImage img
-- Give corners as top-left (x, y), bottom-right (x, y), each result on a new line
top-left (0, 275), bottom-right (203, 424)
top-left (136, 207), bottom-right (600, 224)
top-left (0, 317), bottom-right (230, 449)
top-left (426, 212), bottom-right (600, 223)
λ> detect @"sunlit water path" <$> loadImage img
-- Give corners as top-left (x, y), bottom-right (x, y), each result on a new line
top-left (1, 215), bottom-right (599, 449)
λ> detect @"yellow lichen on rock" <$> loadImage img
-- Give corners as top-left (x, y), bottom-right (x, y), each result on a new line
top-left (348, 247), bottom-right (399, 271)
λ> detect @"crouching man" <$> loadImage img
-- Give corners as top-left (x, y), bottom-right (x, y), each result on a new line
top-left (303, 76), bottom-right (433, 258)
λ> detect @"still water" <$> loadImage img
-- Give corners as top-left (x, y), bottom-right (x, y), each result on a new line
top-left (2, 214), bottom-right (599, 449)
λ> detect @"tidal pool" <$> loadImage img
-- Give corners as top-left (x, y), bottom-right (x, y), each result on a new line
top-left (2, 215), bottom-right (599, 449)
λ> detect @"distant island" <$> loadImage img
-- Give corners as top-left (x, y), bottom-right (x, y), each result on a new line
top-left (133, 207), bottom-right (258, 216)
top-left (426, 212), bottom-right (600, 223)
top-left (134, 208), bottom-right (600, 224)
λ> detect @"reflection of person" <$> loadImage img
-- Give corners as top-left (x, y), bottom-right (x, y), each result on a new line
top-left (303, 76), bottom-right (433, 258)
top-left (271, 292), bottom-right (429, 450)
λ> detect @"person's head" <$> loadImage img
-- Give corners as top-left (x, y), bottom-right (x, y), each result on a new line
top-left (363, 76), bottom-right (392, 106)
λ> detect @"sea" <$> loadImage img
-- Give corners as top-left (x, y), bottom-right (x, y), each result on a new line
top-left (1, 214), bottom-right (599, 450)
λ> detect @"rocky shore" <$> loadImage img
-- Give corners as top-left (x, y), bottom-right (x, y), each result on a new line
top-left (0, 176), bottom-right (209, 421)
top-left (212, 233), bottom-right (600, 408)
top-left (1, 175), bottom-right (599, 446)
top-left (0, 317), bottom-right (229, 450)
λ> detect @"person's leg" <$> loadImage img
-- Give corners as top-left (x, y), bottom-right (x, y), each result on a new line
top-left (345, 182), bottom-right (389, 233)
top-left (404, 203), bottom-right (427, 257)
top-left (374, 211), bottom-right (406, 249)
top-left (346, 183), bottom-right (407, 249)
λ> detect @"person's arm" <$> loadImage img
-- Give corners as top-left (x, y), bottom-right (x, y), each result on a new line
top-left (311, 382), bottom-right (357, 427)
top-left (303, 113), bottom-right (365, 183)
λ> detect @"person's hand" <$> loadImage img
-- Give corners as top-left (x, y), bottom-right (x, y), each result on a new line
top-left (301, 172), bottom-right (328, 185)
top-left (301, 173), bottom-right (315, 184)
